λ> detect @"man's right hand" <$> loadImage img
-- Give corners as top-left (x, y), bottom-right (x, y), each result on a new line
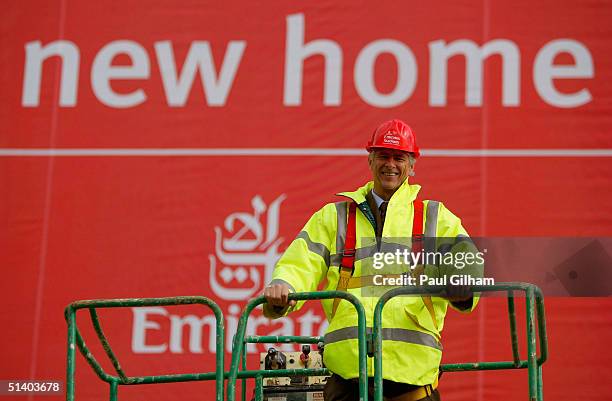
top-left (263, 283), bottom-right (296, 318)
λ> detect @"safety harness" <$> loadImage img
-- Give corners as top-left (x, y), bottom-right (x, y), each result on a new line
top-left (331, 199), bottom-right (439, 332)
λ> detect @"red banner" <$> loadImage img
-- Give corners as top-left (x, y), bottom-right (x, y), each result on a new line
top-left (2, 1), bottom-right (612, 400)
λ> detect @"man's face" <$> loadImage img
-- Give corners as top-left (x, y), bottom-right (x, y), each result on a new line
top-left (368, 149), bottom-right (413, 198)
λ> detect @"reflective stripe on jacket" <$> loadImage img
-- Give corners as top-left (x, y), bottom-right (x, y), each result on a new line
top-left (268, 180), bottom-right (480, 385)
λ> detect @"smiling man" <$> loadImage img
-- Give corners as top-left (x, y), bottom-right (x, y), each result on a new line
top-left (263, 119), bottom-right (478, 401)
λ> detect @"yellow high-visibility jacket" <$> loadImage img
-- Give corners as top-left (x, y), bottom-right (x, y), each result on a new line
top-left (266, 180), bottom-right (480, 385)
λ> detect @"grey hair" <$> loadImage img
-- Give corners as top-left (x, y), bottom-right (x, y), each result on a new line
top-left (408, 153), bottom-right (416, 167)
top-left (368, 150), bottom-right (417, 167)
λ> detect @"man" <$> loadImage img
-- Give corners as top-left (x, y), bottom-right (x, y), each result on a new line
top-left (263, 119), bottom-right (479, 401)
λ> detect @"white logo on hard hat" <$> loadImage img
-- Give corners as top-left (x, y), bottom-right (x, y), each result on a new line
top-left (383, 131), bottom-right (400, 146)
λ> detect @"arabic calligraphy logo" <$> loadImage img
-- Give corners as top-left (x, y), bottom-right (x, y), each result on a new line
top-left (209, 194), bottom-right (287, 300)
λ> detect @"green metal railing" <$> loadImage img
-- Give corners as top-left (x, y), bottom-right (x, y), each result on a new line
top-left (372, 282), bottom-right (547, 401)
top-left (64, 296), bottom-right (225, 401)
top-left (65, 283), bottom-right (547, 401)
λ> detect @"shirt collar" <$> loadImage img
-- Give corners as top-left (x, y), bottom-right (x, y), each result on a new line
top-left (371, 190), bottom-right (386, 209)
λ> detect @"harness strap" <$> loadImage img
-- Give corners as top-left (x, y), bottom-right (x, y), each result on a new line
top-left (331, 202), bottom-right (357, 318)
top-left (411, 199), bottom-right (440, 334)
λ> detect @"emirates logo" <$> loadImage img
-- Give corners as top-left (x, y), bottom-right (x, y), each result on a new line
top-left (209, 194), bottom-right (287, 300)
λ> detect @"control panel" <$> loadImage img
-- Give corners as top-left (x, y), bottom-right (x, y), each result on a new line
top-left (255, 343), bottom-right (329, 401)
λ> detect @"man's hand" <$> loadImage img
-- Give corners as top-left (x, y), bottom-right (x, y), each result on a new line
top-left (263, 283), bottom-right (296, 318)
top-left (443, 284), bottom-right (472, 302)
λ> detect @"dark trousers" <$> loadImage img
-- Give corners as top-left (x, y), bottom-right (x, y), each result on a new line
top-left (323, 374), bottom-right (440, 401)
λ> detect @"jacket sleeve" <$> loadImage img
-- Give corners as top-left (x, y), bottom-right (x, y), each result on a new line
top-left (263, 203), bottom-right (336, 318)
top-left (435, 202), bottom-right (483, 313)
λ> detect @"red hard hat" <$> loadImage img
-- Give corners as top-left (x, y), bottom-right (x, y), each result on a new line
top-left (366, 119), bottom-right (420, 158)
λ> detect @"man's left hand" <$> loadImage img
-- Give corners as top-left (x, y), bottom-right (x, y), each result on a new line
top-left (443, 284), bottom-right (472, 302)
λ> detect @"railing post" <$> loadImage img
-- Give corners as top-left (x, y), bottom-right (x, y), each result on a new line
top-left (65, 306), bottom-right (76, 401)
top-left (109, 380), bottom-right (118, 401)
top-left (507, 290), bottom-right (521, 367)
top-left (535, 288), bottom-right (548, 365)
top-left (254, 375), bottom-right (263, 401)
top-left (526, 287), bottom-right (538, 401)
top-left (241, 340), bottom-right (247, 401)
top-left (537, 365), bottom-right (544, 401)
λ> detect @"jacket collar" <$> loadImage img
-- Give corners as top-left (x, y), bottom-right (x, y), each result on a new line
top-left (337, 179), bottom-right (421, 205)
